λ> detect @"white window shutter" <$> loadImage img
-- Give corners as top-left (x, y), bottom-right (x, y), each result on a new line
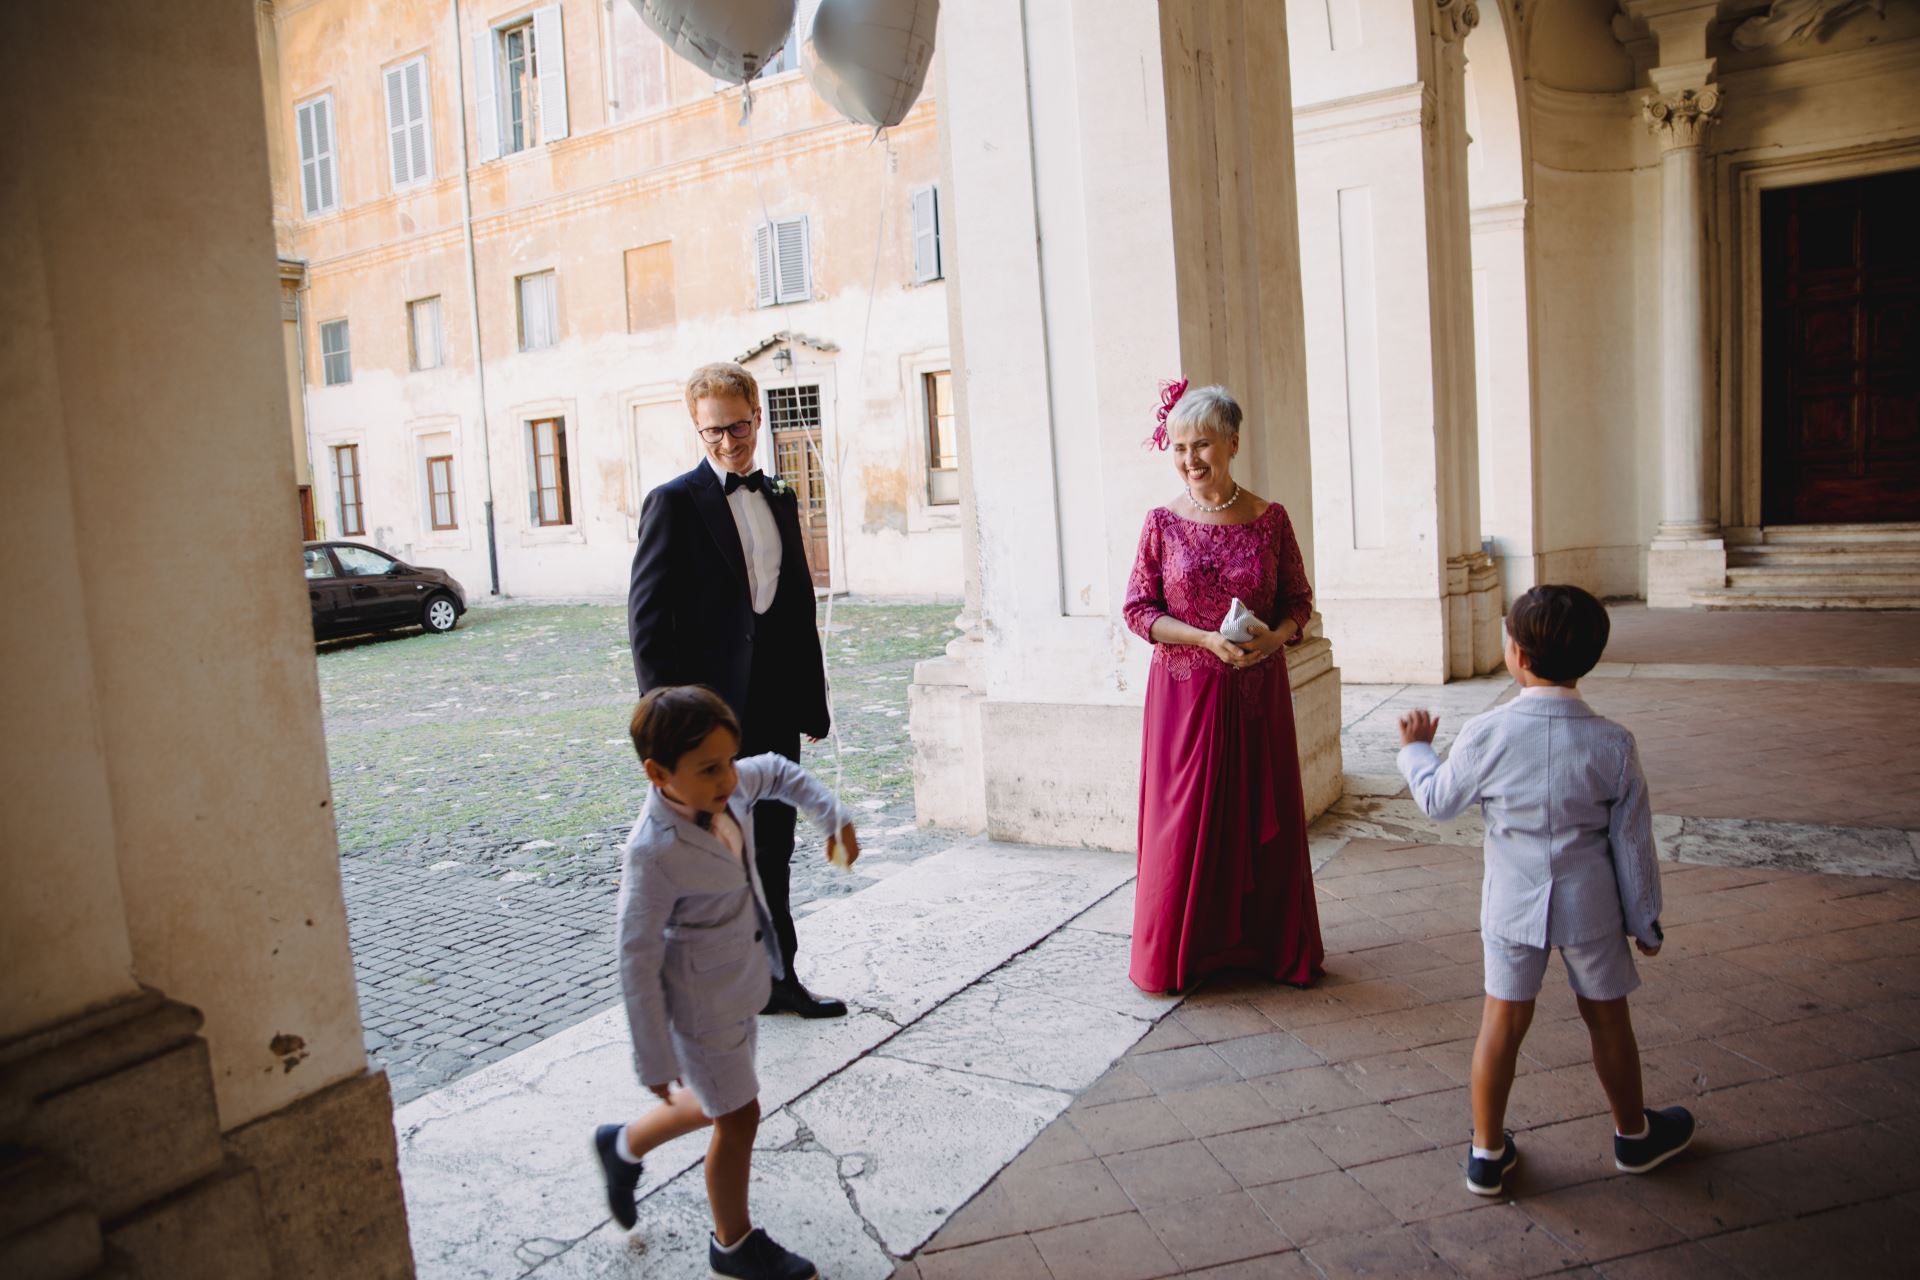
top-left (911, 185), bottom-right (940, 282)
top-left (405, 59), bottom-right (431, 183)
top-left (774, 216), bottom-right (810, 304)
top-left (313, 98), bottom-right (337, 212)
top-left (533, 4), bottom-right (569, 143)
top-left (297, 102), bottom-right (320, 215)
top-left (754, 222), bottom-right (776, 308)
top-left (473, 28), bottom-right (501, 162)
top-left (384, 66), bottom-right (411, 187)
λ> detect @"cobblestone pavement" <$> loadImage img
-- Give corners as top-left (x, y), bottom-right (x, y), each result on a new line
top-left (319, 600), bottom-right (961, 1104)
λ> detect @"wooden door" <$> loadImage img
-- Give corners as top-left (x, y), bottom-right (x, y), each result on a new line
top-left (298, 485), bottom-right (317, 541)
top-left (767, 384), bottom-right (832, 588)
top-left (1761, 168), bottom-right (1920, 524)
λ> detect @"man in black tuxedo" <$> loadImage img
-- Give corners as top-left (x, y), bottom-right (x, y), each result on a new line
top-left (627, 361), bottom-right (845, 1019)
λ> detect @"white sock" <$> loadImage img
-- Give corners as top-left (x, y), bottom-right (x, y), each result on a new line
top-left (614, 1127), bottom-right (644, 1165)
top-left (713, 1231), bottom-right (751, 1254)
top-left (1617, 1118), bottom-right (1649, 1140)
top-left (1471, 1142), bottom-right (1505, 1161)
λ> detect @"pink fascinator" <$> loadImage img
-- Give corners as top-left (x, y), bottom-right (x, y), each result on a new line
top-left (1147, 378), bottom-right (1189, 450)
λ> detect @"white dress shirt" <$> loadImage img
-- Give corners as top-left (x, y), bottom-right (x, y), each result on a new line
top-left (706, 456), bottom-right (782, 615)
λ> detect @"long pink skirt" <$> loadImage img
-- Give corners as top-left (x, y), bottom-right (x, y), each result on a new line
top-left (1129, 657), bottom-right (1324, 993)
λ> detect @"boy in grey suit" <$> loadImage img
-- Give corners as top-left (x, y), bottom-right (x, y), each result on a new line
top-left (592, 687), bottom-right (857, 1280)
top-left (1397, 586), bottom-right (1694, 1197)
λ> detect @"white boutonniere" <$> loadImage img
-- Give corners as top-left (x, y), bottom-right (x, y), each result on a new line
top-left (766, 476), bottom-right (793, 498)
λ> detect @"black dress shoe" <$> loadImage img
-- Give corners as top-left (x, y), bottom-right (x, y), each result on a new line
top-left (761, 978), bottom-right (847, 1019)
top-left (592, 1123), bottom-right (642, 1229)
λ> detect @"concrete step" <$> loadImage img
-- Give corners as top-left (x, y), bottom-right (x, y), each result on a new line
top-left (1760, 523), bottom-right (1920, 547)
top-left (1731, 545), bottom-right (1920, 566)
top-left (1726, 566), bottom-right (1920, 589)
top-left (1690, 584), bottom-right (1920, 610)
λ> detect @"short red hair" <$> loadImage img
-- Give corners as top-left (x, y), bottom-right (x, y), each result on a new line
top-left (684, 361), bottom-right (760, 418)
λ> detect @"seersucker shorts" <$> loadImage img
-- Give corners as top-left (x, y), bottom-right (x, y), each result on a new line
top-left (1483, 932), bottom-right (1640, 1003)
top-left (670, 1016), bottom-right (760, 1119)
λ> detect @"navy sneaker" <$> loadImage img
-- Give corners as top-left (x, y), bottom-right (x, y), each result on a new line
top-left (1615, 1106), bottom-right (1695, 1173)
top-left (1465, 1132), bottom-right (1519, 1196)
top-left (592, 1123), bottom-right (643, 1230)
top-left (709, 1227), bottom-right (818, 1280)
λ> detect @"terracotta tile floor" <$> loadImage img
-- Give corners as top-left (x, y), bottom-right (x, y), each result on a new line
top-left (1578, 678), bottom-right (1920, 829)
top-left (1601, 604), bottom-right (1920, 670)
top-left (898, 839), bottom-right (1920, 1279)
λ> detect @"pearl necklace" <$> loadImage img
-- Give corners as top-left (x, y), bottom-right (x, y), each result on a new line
top-left (1187, 483), bottom-right (1241, 514)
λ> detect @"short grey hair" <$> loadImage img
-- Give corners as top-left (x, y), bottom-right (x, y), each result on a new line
top-left (1167, 385), bottom-right (1242, 440)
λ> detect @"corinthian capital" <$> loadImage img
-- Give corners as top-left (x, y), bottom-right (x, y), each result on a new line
top-left (1641, 85), bottom-right (1722, 149)
top-left (1433, 0), bottom-right (1480, 42)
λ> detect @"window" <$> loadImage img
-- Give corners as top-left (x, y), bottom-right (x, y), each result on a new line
top-left (754, 216), bottom-right (811, 307)
top-left (334, 544), bottom-right (396, 576)
top-left (925, 370), bottom-right (958, 505)
top-left (296, 94), bottom-right (339, 216)
top-left (384, 57), bottom-right (433, 189)
top-left (333, 444), bottom-right (364, 536)
top-left (911, 184), bottom-right (944, 283)
top-left (517, 271), bottom-right (558, 351)
top-left (610, 1), bottom-right (670, 118)
top-left (427, 455), bottom-right (458, 530)
top-left (528, 418), bottom-right (572, 525)
top-left (320, 319), bottom-right (352, 385)
top-left (303, 546), bottom-right (336, 579)
top-left (408, 296), bottom-right (444, 370)
top-left (624, 242), bottom-right (675, 331)
top-left (768, 385), bottom-right (826, 515)
top-left (475, 6), bottom-right (569, 162)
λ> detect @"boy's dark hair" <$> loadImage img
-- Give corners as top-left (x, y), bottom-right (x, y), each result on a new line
top-left (630, 686), bottom-right (740, 769)
top-left (1506, 585), bottom-right (1610, 683)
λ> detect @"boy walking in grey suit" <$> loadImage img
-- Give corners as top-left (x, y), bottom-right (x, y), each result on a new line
top-left (1397, 585), bottom-right (1694, 1196)
top-left (592, 686), bottom-right (858, 1280)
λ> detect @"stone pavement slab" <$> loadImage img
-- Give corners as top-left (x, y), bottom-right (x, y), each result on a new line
top-left (914, 833), bottom-right (1920, 1278)
top-left (395, 838), bottom-right (1146, 1279)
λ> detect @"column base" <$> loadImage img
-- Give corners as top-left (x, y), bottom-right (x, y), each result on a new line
top-left (0, 992), bottom-right (411, 1280)
top-left (1464, 553), bottom-right (1505, 676)
top-left (1645, 533), bottom-right (1726, 608)
top-left (907, 631), bottom-right (987, 835)
top-left (911, 633), bottom-right (1343, 851)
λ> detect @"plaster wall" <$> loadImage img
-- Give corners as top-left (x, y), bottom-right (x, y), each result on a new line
top-left (13, 0), bottom-right (370, 1133)
top-left (273, 0), bottom-right (960, 599)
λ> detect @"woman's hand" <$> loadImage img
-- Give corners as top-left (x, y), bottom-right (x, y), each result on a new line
top-left (1204, 632), bottom-right (1249, 666)
top-left (1240, 620), bottom-right (1298, 664)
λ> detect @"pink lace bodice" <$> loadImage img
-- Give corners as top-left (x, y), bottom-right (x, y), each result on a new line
top-left (1124, 504), bottom-right (1313, 683)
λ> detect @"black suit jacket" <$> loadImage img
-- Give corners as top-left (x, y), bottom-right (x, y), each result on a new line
top-left (628, 463), bottom-right (829, 739)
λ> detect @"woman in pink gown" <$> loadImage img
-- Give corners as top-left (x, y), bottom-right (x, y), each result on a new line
top-left (1123, 383), bottom-right (1324, 993)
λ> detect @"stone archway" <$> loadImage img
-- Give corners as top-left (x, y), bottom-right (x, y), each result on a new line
top-left (1465, 0), bottom-right (1541, 603)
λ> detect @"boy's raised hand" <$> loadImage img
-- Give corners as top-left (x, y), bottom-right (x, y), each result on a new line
top-left (1398, 709), bottom-right (1440, 745)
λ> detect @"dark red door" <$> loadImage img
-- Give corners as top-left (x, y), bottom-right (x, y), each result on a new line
top-left (1761, 168), bottom-right (1920, 524)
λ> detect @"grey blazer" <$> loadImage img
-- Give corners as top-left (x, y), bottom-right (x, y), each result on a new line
top-left (1396, 695), bottom-right (1662, 950)
top-left (616, 753), bottom-right (850, 1087)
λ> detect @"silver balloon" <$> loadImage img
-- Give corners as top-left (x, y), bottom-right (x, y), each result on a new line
top-left (801, 0), bottom-right (939, 129)
top-left (629, 0), bottom-right (797, 86)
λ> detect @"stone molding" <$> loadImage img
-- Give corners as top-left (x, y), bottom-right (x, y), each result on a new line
top-left (1433, 0), bottom-right (1480, 43)
top-left (1642, 84), bottom-right (1723, 149)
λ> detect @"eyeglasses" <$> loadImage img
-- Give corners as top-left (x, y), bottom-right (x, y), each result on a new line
top-left (696, 419), bottom-right (756, 444)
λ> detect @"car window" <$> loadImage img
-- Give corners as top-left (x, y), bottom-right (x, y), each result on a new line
top-left (334, 545), bottom-right (397, 576)
top-left (304, 547), bottom-right (337, 579)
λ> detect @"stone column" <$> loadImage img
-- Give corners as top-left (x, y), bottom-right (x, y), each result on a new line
top-left (1288, 0), bottom-right (1503, 684)
top-left (909, 0), bottom-right (1343, 847)
top-left (1643, 82), bottom-right (1728, 605)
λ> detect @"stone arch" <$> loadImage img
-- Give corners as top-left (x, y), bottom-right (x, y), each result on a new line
top-left (1464, 0), bottom-right (1542, 600)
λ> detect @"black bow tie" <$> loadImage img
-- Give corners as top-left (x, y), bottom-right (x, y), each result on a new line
top-left (693, 810), bottom-right (713, 830)
top-left (723, 470), bottom-right (765, 495)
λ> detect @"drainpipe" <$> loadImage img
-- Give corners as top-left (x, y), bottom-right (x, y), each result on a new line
top-left (452, 0), bottom-right (503, 595)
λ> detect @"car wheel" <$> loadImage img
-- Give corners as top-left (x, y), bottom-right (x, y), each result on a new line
top-left (423, 593), bottom-right (459, 634)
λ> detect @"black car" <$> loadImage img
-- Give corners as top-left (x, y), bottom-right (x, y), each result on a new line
top-left (304, 541), bottom-right (467, 640)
